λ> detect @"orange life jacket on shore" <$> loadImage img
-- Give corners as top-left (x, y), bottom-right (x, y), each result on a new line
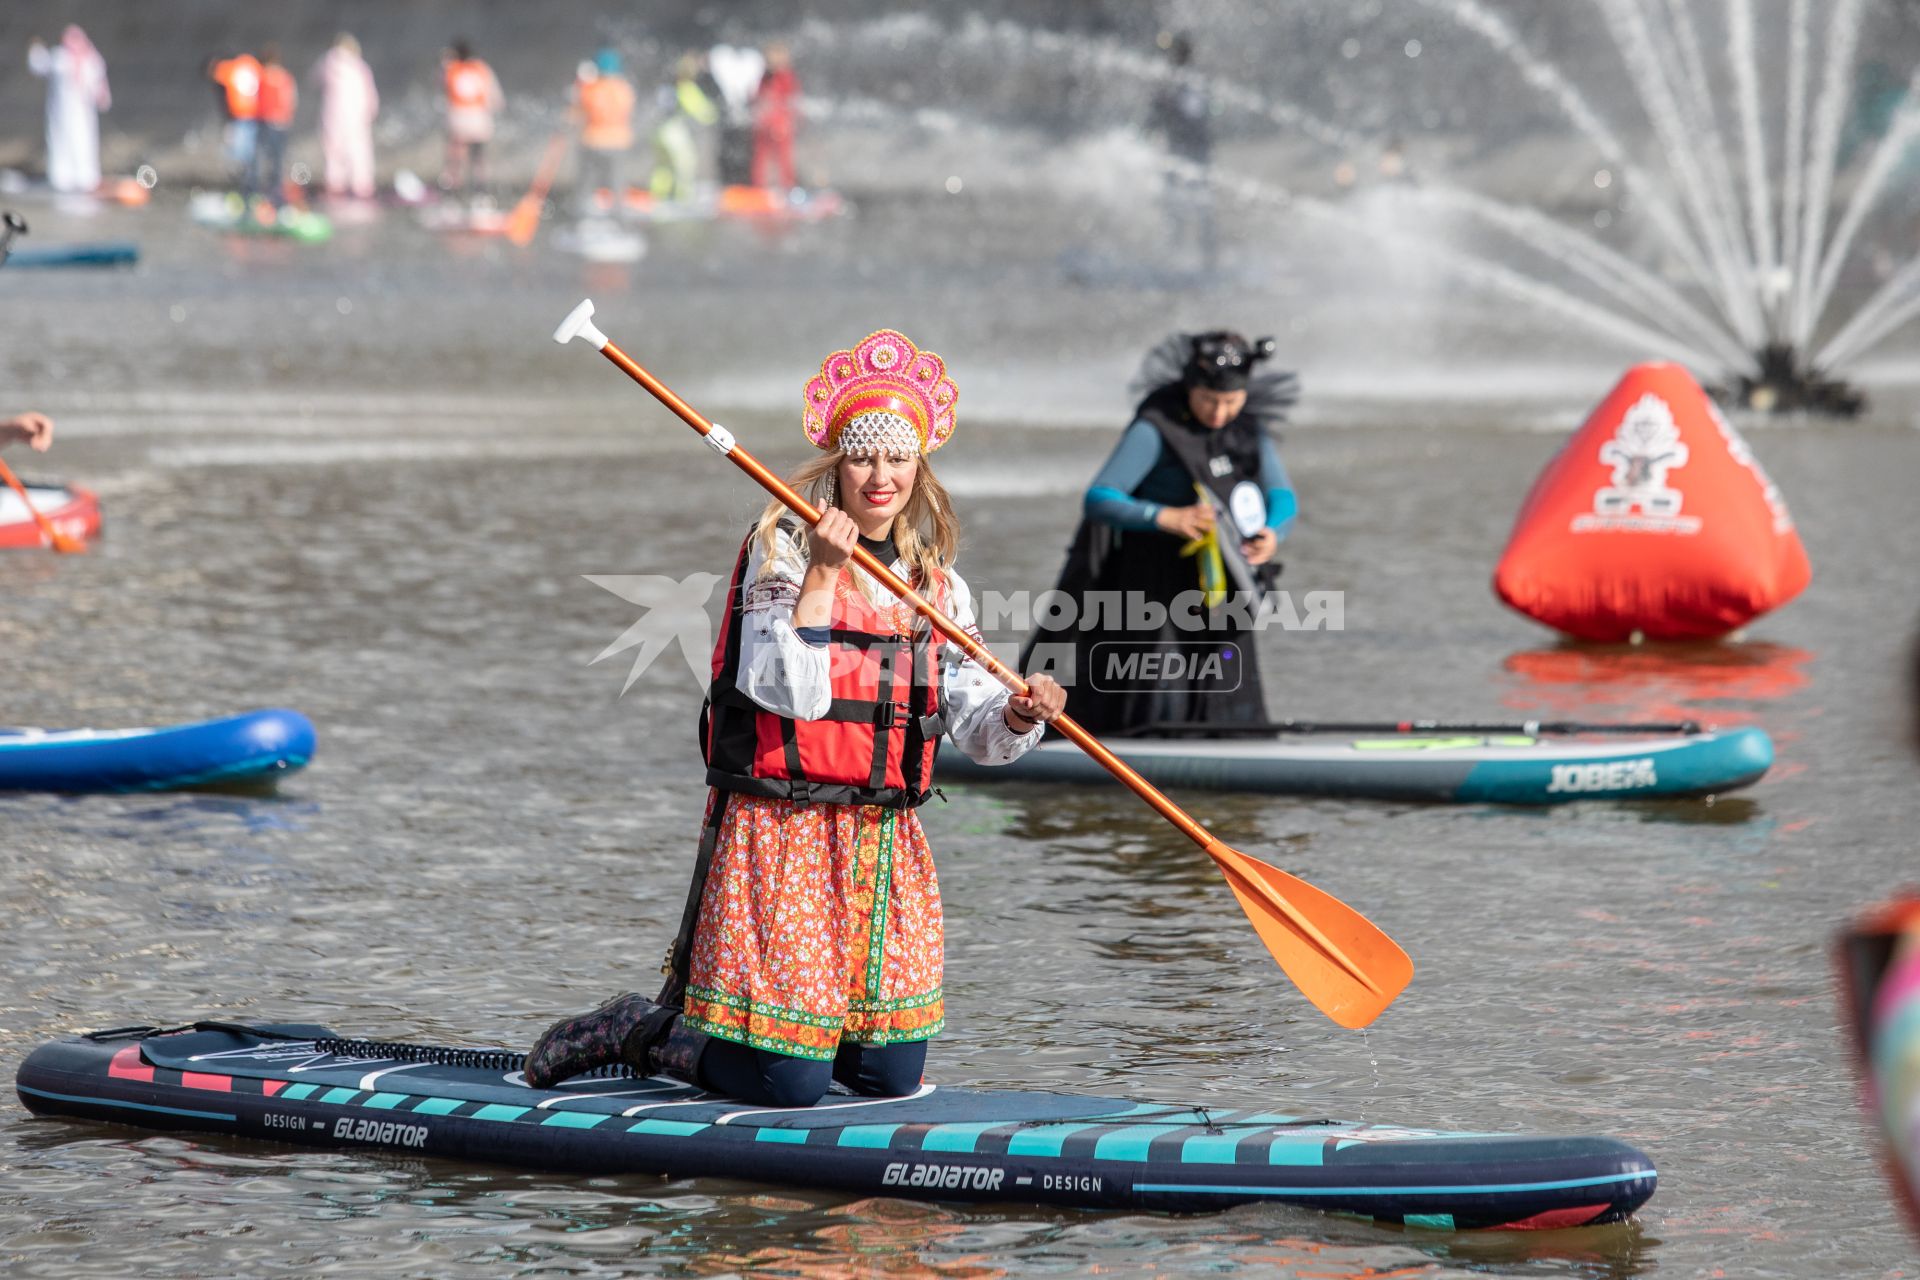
top-left (578, 74), bottom-right (636, 150)
top-left (444, 59), bottom-right (494, 111)
top-left (215, 55), bottom-right (262, 121)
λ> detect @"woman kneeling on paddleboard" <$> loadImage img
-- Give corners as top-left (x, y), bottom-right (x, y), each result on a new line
top-left (528, 330), bottom-right (1065, 1107)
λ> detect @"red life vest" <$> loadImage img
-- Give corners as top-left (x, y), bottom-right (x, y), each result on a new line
top-left (258, 64), bottom-right (297, 128)
top-left (702, 525), bottom-right (947, 808)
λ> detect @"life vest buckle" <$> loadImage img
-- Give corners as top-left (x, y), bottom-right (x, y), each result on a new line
top-left (874, 701), bottom-right (898, 728)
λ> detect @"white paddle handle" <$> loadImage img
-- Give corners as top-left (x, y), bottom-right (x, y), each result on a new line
top-left (553, 299), bottom-right (608, 350)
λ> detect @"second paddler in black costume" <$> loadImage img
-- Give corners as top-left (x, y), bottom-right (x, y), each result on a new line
top-left (1023, 331), bottom-right (1297, 736)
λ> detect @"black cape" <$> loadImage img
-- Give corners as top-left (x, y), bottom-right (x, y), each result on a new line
top-left (1020, 385), bottom-right (1280, 737)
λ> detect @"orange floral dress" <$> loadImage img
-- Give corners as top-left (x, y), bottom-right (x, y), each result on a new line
top-left (680, 531), bottom-right (1039, 1061)
top-left (682, 791), bottom-right (947, 1058)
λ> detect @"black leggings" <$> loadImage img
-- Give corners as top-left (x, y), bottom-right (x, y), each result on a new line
top-left (699, 1037), bottom-right (926, 1108)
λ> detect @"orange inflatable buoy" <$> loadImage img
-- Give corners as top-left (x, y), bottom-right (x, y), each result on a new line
top-left (1494, 363), bottom-right (1810, 642)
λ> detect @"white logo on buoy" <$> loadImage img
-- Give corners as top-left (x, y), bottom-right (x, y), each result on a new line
top-left (1573, 394), bottom-right (1702, 534)
top-left (1707, 402), bottom-right (1795, 535)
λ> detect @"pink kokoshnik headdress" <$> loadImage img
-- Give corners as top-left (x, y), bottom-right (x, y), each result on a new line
top-left (802, 330), bottom-right (958, 456)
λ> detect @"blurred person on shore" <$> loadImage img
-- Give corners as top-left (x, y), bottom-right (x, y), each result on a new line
top-left (573, 49), bottom-right (635, 214)
top-left (256, 45), bottom-right (297, 206)
top-left (708, 41), bottom-right (764, 186)
top-left (752, 41), bottom-right (800, 193)
top-left (314, 34), bottom-right (378, 201)
top-left (209, 49), bottom-right (263, 196)
top-left (441, 39), bottom-right (503, 197)
top-left (0, 414), bottom-right (54, 452)
top-left (651, 53), bottom-right (717, 202)
top-left (1146, 32), bottom-right (1216, 272)
top-left (27, 27), bottom-right (110, 194)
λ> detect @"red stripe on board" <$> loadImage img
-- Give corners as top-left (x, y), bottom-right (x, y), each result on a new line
top-left (261, 1079), bottom-right (286, 1097)
top-left (107, 1046), bottom-right (155, 1083)
top-left (1490, 1204), bottom-right (1607, 1231)
top-left (180, 1071), bottom-right (234, 1093)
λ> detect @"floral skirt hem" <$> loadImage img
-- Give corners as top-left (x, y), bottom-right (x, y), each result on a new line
top-left (686, 982), bottom-right (945, 1060)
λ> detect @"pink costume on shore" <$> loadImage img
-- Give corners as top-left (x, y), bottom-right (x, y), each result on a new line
top-left (315, 44), bottom-right (379, 199)
top-left (27, 26), bottom-right (110, 193)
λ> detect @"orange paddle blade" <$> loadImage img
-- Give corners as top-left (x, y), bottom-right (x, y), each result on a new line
top-left (1207, 840), bottom-right (1412, 1029)
top-left (0, 456), bottom-right (85, 554)
top-left (504, 195), bottom-right (543, 247)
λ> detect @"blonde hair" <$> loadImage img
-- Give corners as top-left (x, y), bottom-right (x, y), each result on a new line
top-left (754, 451), bottom-right (959, 600)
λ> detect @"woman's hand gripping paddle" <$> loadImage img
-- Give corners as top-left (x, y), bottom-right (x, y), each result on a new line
top-left (552, 300), bottom-right (1412, 1028)
top-left (0, 455), bottom-right (84, 553)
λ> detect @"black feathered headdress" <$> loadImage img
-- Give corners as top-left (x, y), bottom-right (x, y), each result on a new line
top-left (1130, 331), bottom-right (1299, 423)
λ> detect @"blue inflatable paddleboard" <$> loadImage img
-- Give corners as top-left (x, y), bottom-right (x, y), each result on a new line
top-left (0, 709), bottom-right (315, 792)
top-left (3, 241), bottom-right (139, 268)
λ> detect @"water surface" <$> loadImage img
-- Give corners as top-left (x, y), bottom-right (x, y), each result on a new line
top-left (0, 194), bottom-right (1914, 1278)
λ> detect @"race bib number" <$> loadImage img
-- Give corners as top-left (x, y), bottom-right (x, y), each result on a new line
top-left (1228, 481), bottom-right (1266, 539)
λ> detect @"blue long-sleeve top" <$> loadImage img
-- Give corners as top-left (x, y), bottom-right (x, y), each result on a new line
top-left (1084, 418), bottom-right (1298, 536)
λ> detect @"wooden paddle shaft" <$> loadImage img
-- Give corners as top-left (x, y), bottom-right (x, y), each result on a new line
top-left (529, 133), bottom-right (570, 201)
top-left (595, 338), bottom-right (1218, 853)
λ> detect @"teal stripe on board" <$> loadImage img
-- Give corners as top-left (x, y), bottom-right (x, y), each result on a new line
top-left (363, 1093), bottom-right (407, 1110)
top-left (1093, 1124), bottom-right (1181, 1162)
top-left (1133, 1169), bottom-right (1650, 1197)
top-left (471, 1104), bottom-right (530, 1122)
top-left (412, 1097), bottom-right (463, 1116)
top-left (541, 1112), bottom-right (607, 1130)
top-left (17, 1083), bottom-right (236, 1124)
top-left (320, 1087), bottom-right (359, 1105)
top-left (755, 1128), bottom-right (810, 1144)
top-left (281, 1083), bottom-right (317, 1101)
top-left (919, 1122), bottom-right (1006, 1154)
top-left (1404, 1213), bottom-right (1454, 1230)
top-left (1178, 1129), bottom-right (1264, 1164)
top-left (836, 1125), bottom-right (899, 1149)
top-left (627, 1118), bottom-right (707, 1137)
top-left (1005, 1123), bottom-right (1100, 1157)
top-left (1269, 1137), bottom-right (1326, 1167)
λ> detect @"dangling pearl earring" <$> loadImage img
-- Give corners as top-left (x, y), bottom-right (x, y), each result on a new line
top-left (822, 471), bottom-right (837, 509)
